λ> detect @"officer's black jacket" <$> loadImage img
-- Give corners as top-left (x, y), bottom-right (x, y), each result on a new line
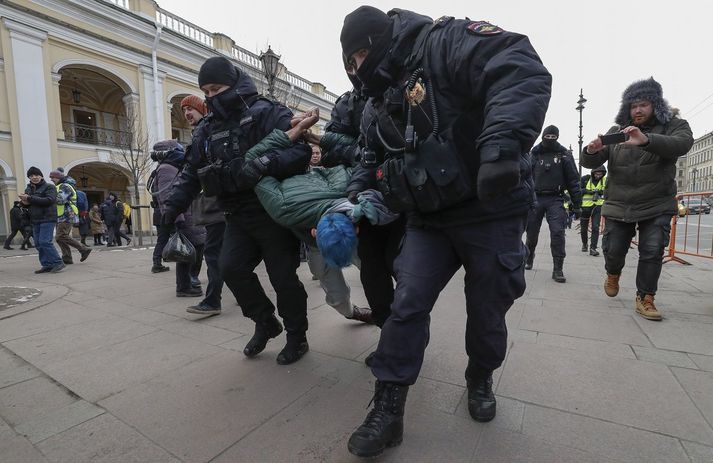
top-left (530, 141), bottom-right (582, 207)
top-left (346, 9), bottom-right (551, 227)
top-left (320, 89), bottom-right (367, 168)
top-left (166, 70), bottom-right (310, 215)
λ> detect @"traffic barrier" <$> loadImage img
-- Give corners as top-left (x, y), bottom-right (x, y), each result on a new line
top-left (664, 192), bottom-right (713, 265)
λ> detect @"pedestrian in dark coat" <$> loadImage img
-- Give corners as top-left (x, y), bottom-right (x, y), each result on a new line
top-left (19, 167), bottom-right (64, 273)
top-left (3, 201), bottom-right (28, 250)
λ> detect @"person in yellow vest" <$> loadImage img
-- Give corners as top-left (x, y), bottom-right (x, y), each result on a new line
top-left (580, 165), bottom-right (607, 256)
top-left (49, 170), bottom-right (91, 265)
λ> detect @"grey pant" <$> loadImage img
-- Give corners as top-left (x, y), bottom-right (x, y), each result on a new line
top-left (306, 244), bottom-right (359, 318)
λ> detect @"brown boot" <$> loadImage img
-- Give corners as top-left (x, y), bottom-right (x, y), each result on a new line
top-left (348, 306), bottom-right (374, 324)
top-left (604, 274), bottom-right (620, 297)
top-left (636, 294), bottom-right (662, 321)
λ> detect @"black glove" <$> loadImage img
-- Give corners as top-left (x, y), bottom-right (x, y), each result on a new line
top-left (161, 209), bottom-right (178, 226)
top-left (241, 156), bottom-right (271, 187)
top-left (347, 190), bottom-right (359, 205)
top-left (572, 208), bottom-right (582, 220)
top-left (174, 220), bottom-right (186, 230)
top-left (477, 160), bottom-right (520, 200)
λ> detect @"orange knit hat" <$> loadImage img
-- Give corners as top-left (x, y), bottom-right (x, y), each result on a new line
top-left (180, 95), bottom-right (207, 116)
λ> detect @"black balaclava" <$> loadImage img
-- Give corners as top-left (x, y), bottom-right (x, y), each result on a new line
top-left (542, 125), bottom-right (559, 149)
top-left (340, 6), bottom-right (394, 97)
top-left (198, 57), bottom-right (243, 119)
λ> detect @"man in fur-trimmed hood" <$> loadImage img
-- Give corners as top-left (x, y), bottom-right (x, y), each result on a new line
top-left (580, 77), bottom-right (693, 322)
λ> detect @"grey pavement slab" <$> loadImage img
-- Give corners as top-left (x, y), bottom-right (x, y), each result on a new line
top-left (35, 413), bottom-right (180, 463)
top-left (99, 350), bottom-right (359, 463)
top-left (689, 353), bottom-right (713, 372)
top-left (14, 400), bottom-right (105, 444)
top-left (519, 304), bottom-right (653, 346)
top-left (522, 403), bottom-right (690, 463)
top-left (0, 300), bottom-right (108, 343)
top-left (0, 417), bottom-right (51, 463)
top-left (683, 441), bottom-right (713, 463)
top-left (472, 426), bottom-right (616, 463)
top-left (632, 345), bottom-right (700, 368)
top-left (0, 377), bottom-right (77, 427)
top-left (305, 305), bottom-right (380, 360)
top-left (498, 342), bottom-right (713, 445)
top-left (158, 317), bottom-right (242, 346)
top-left (40, 330), bottom-right (223, 402)
top-left (4, 316), bottom-right (156, 369)
top-left (634, 316), bottom-right (713, 356)
top-left (454, 394), bottom-right (525, 433)
top-left (0, 347), bottom-right (42, 388)
top-left (670, 367), bottom-right (713, 433)
top-left (536, 332), bottom-right (636, 359)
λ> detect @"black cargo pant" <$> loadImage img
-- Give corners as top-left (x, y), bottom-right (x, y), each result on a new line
top-left (153, 224), bottom-right (171, 266)
top-left (220, 212), bottom-right (307, 336)
top-left (371, 215), bottom-right (527, 385)
top-left (602, 214), bottom-right (671, 296)
top-left (357, 215), bottom-right (406, 327)
top-left (581, 205), bottom-right (602, 249)
top-left (525, 195), bottom-right (567, 260)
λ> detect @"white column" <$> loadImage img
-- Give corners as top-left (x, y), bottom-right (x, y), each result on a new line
top-left (3, 19), bottom-right (52, 178)
top-left (139, 65), bottom-right (165, 147)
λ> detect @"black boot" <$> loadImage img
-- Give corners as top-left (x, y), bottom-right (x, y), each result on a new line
top-left (276, 333), bottom-right (309, 365)
top-left (348, 380), bottom-right (409, 457)
top-left (524, 250), bottom-right (534, 270)
top-left (552, 257), bottom-right (566, 283)
top-left (243, 314), bottom-right (283, 357)
top-left (466, 373), bottom-right (497, 422)
top-left (589, 247), bottom-right (600, 256)
top-left (581, 243), bottom-right (588, 252)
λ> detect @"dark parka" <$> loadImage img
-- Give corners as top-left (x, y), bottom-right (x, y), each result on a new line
top-left (581, 113), bottom-right (693, 223)
top-left (166, 68), bottom-right (310, 216)
top-left (9, 204), bottom-right (23, 230)
top-left (347, 10), bottom-right (551, 227)
top-left (319, 89), bottom-right (367, 168)
top-left (530, 141), bottom-right (582, 207)
top-left (24, 180), bottom-right (57, 224)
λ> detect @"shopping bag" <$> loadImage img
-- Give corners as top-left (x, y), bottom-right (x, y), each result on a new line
top-left (162, 231), bottom-right (196, 263)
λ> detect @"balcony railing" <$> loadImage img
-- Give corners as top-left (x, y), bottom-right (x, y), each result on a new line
top-left (62, 122), bottom-right (132, 148)
top-left (155, 7), bottom-right (214, 47)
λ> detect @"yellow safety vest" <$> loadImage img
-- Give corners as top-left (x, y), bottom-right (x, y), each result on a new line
top-left (582, 176), bottom-right (606, 207)
top-left (56, 183), bottom-right (79, 218)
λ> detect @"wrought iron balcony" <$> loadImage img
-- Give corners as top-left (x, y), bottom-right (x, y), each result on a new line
top-left (62, 122), bottom-right (132, 149)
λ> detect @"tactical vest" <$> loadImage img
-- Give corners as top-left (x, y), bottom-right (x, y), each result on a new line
top-left (56, 183), bottom-right (78, 219)
top-left (533, 151), bottom-right (566, 194)
top-left (582, 176), bottom-right (607, 207)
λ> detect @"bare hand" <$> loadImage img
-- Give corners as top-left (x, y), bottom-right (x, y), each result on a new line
top-left (285, 108), bottom-right (320, 142)
top-left (18, 194), bottom-right (29, 205)
top-left (621, 126), bottom-right (649, 146)
top-left (303, 131), bottom-right (322, 145)
top-left (586, 136), bottom-right (604, 154)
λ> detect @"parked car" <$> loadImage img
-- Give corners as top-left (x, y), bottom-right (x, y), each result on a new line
top-left (685, 198), bottom-right (711, 215)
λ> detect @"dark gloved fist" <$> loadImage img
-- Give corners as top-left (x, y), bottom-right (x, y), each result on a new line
top-left (174, 220), bottom-right (186, 230)
top-left (477, 160), bottom-right (520, 200)
top-left (161, 209), bottom-right (178, 227)
top-left (347, 190), bottom-right (360, 205)
top-left (241, 156), bottom-right (271, 187)
top-left (572, 208), bottom-right (582, 220)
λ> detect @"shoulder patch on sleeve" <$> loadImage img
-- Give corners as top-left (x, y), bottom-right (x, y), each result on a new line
top-left (466, 21), bottom-right (504, 36)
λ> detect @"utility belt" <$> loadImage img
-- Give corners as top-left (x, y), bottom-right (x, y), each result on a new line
top-left (535, 188), bottom-right (563, 196)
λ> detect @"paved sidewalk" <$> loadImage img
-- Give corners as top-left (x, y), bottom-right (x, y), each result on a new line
top-left (1, 227), bottom-right (712, 463)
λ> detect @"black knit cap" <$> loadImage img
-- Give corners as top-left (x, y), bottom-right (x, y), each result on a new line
top-left (198, 57), bottom-right (238, 88)
top-left (26, 166), bottom-right (43, 178)
top-left (543, 125), bottom-right (559, 138)
top-left (340, 6), bottom-right (391, 60)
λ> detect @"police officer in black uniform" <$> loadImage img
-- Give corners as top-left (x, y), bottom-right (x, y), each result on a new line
top-left (339, 6), bottom-right (551, 457)
top-left (164, 57), bottom-right (312, 365)
top-left (525, 125), bottom-right (582, 282)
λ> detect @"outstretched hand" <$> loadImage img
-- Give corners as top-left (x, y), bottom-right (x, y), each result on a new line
top-left (586, 136), bottom-right (604, 154)
top-left (286, 108), bottom-right (320, 142)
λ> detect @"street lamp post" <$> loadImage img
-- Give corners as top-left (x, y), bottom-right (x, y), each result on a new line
top-left (259, 46), bottom-right (281, 101)
top-left (691, 167), bottom-right (698, 192)
top-left (576, 89), bottom-right (587, 177)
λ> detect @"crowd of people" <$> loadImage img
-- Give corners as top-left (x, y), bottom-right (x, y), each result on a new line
top-left (9, 5), bottom-right (695, 458)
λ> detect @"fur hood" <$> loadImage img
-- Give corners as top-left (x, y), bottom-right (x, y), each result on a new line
top-left (615, 77), bottom-right (673, 127)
